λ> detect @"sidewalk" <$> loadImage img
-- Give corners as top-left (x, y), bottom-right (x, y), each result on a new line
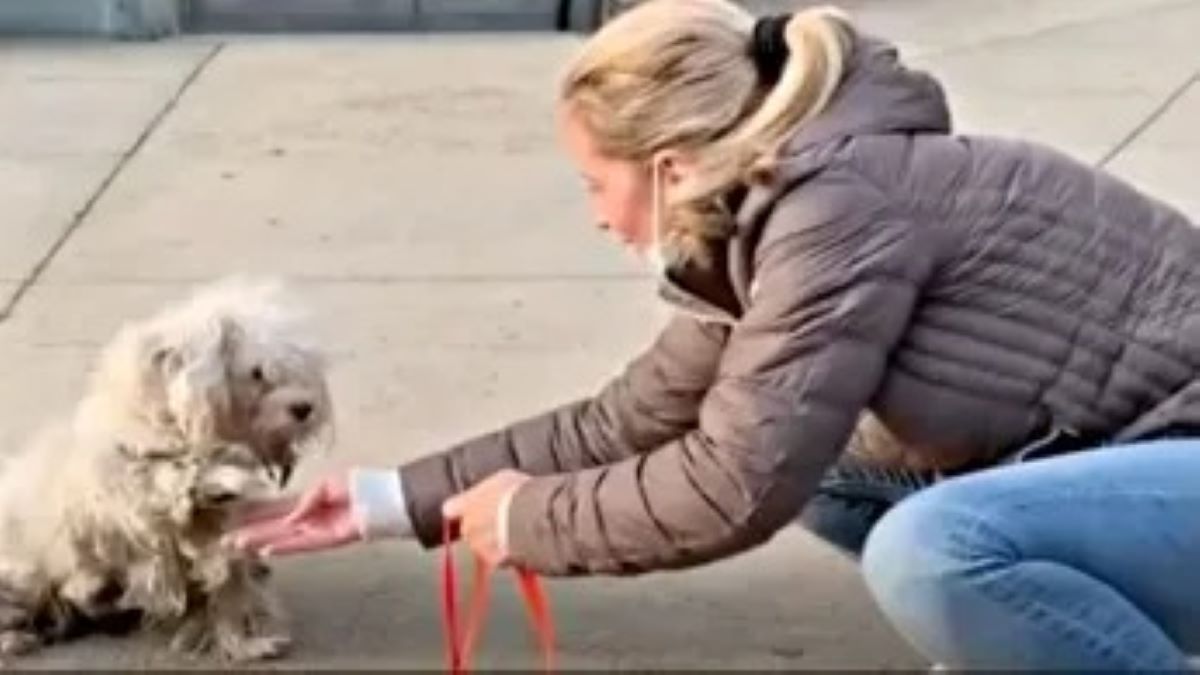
top-left (1, 0), bottom-right (1197, 668)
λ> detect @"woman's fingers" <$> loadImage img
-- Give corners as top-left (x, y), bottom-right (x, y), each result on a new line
top-left (224, 479), bottom-right (347, 553)
top-left (232, 496), bottom-right (300, 527)
top-left (229, 517), bottom-right (299, 552)
top-left (442, 494), bottom-right (463, 520)
top-left (284, 480), bottom-right (335, 526)
top-left (454, 512), bottom-right (506, 567)
top-left (261, 524), bottom-right (358, 556)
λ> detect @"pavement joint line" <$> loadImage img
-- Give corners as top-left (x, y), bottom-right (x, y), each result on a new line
top-left (16, 274), bottom-right (654, 287)
top-left (0, 42), bottom-right (227, 325)
top-left (910, 0), bottom-right (1199, 59)
top-left (1097, 69), bottom-right (1199, 168)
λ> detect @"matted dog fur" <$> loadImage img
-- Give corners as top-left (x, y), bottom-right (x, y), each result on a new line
top-left (0, 278), bottom-right (331, 661)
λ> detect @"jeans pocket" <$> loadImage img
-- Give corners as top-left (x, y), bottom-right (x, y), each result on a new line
top-left (798, 459), bottom-right (938, 557)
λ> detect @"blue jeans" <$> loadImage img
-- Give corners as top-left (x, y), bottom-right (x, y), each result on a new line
top-left (829, 439), bottom-right (1200, 670)
top-left (798, 456), bottom-right (936, 558)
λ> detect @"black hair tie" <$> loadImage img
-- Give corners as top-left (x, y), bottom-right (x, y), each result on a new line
top-left (750, 14), bottom-right (791, 84)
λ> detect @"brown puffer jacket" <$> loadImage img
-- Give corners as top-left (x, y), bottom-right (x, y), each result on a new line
top-left (399, 31), bottom-right (1200, 576)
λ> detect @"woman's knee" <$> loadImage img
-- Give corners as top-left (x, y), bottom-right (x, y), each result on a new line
top-left (860, 481), bottom-right (1012, 619)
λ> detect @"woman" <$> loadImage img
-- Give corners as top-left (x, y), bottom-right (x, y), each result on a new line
top-left (233, 0), bottom-right (1200, 669)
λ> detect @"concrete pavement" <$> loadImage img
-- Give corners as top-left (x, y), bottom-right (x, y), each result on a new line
top-left (0, 40), bottom-right (218, 314)
top-left (1, 0), bottom-right (1198, 668)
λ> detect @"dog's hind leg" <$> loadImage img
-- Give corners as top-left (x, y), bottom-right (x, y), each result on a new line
top-left (0, 593), bottom-right (28, 632)
top-left (0, 581), bottom-right (41, 658)
top-left (0, 630), bottom-right (39, 657)
top-left (0, 564), bottom-right (44, 653)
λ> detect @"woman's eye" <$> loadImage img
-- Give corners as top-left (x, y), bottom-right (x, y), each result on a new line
top-left (250, 366), bottom-right (265, 383)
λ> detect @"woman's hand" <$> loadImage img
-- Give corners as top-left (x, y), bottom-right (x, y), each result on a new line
top-left (228, 468), bottom-right (531, 565)
top-left (228, 474), bottom-right (364, 557)
top-left (442, 469), bottom-right (531, 568)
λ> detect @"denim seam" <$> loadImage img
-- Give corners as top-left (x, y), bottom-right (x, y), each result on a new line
top-left (936, 503), bottom-right (1180, 669)
top-left (966, 488), bottom-right (1200, 513)
top-left (971, 561), bottom-right (1173, 669)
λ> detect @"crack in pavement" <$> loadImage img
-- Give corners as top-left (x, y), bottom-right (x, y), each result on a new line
top-left (0, 42), bottom-right (227, 325)
top-left (1098, 69), bottom-right (1199, 168)
top-left (911, 0), bottom-right (1200, 60)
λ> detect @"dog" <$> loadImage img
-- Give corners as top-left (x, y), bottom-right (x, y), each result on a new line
top-left (0, 278), bottom-right (331, 661)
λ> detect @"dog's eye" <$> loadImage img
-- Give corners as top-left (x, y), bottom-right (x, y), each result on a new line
top-left (250, 366), bottom-right (265, 383)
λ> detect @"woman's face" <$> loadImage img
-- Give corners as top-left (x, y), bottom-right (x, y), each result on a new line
top-left (558, 105), bottom-right (656, 256)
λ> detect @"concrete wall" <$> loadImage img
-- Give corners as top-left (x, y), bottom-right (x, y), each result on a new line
top-left (0, 0), bottom-right (608, 36)
top-left (186, 0), bottom-right (564, 32)
top-left (0, 0), bottom-right (181, 38)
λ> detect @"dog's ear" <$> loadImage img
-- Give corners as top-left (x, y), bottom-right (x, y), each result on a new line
top-left (164, 315), bottom-right (242, 444)
top-left (150, 341), bottom-right (181, 379)
top-left (89, 320), bottom-right (174, 425)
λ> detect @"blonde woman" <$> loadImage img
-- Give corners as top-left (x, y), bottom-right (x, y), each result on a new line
top-left (233, 0), bottom-right (1200, 668)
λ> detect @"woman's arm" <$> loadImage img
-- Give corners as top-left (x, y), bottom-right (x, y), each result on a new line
top-left (502, 175), bottom-right (937, 575)
top-left (389, 312), bottom-right (729, 547)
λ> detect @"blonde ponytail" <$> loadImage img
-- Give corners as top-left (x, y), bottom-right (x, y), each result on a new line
top-left (560, 0), bottom-right (853, 266)
top-left (709, 8), bottom-right (852, 185)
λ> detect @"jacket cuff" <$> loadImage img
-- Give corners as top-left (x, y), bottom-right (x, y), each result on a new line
top-left (349, 468), bottom-right (414, 540)
top-left (397, 454), bottom-right (459, 548)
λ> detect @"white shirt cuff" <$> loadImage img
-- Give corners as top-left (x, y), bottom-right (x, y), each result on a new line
top-left (348, 467), bottom-right (414, 540)
top-left (496, 483), bottom-right (519, 560)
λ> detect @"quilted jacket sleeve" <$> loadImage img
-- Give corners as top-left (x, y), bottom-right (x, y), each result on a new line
top-left (399, 313), bottom-right (728, 548)
top-left (504, 174), bottom-right (938, 575)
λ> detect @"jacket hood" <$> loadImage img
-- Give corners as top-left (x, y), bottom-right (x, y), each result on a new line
top-left (783, 32), bottom-right (952, 156)
top-left (733, 31), bottom-right (952, 232)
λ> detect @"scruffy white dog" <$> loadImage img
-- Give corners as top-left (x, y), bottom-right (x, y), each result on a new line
top-left (0, 278), bottom-right (331, 661)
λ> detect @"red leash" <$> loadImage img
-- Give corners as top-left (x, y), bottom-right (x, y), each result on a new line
top-left (441, 519), bottom-right (556, 673)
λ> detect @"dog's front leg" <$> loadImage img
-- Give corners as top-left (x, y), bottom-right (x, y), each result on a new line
top-left (211, 557), bottom-right (290, 661)
top-left (175, 555), bottom-right (290, 662)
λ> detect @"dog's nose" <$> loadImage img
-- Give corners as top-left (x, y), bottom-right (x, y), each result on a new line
top-left (289, 402), bottom-right (314, 423)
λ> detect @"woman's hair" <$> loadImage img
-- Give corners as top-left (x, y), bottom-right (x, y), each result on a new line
top-left (560, 0), bottom-right (853, 265)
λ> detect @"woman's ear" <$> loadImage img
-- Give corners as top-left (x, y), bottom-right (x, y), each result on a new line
top-left (652, 149), bottom-right (697, 188)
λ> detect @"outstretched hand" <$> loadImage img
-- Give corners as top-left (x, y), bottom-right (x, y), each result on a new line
top-left (227, 474), bottom-right (364, 557)
top-left (227, 468), bottom-right (532, 566)
top-left (442, 469), bottom-right (530, 568)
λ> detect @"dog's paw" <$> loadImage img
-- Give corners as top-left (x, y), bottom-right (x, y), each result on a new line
top-left (221, 633), bottom-right (291, 662)
top-left (194, 462), bottom-right (273, 508)
top-left (0, 582), bottom-right (34, 634)
top-left (0, 604), bottom-right (28, 633)
top-left (168, 616), bottom-right (213, 658)
top-left (0, 629), bottom-right (39, 657)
